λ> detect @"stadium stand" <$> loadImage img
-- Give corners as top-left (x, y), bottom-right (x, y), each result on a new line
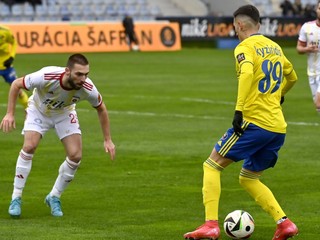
top-left (0, 0), bottom-right (207, 21)
top-left (202, 0), bottom-right (317, 17)
top-left (0, 0), bottom-right (318, 22)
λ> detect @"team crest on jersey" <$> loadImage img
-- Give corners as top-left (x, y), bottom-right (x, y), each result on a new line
top-left (236, 53), bottom-right (245, 63)
top-left (71, 96), bottom-right (80, 103)
top-left (221, 132), bottom-right (228, 140)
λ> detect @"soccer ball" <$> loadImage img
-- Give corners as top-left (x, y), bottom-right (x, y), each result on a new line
top-left (223, 210), bottom-right (255, 239)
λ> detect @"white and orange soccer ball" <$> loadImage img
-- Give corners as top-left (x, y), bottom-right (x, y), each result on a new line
top-left (223, 210), bottom-right (255, 239)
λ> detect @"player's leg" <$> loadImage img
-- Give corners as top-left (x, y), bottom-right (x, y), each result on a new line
top-left (45, 112), bottom-right (82, 216)
top-left (239, 169), bottom-right (286, 220)
top-left (51, 133), bottom-right (82, 197)
top-left (45, 134), bottom-right (81, 217)
top-left (9, 130), bottom-right (41, 217)
top-left (239, 131), bottom-right (298, 239)
top-left (184, 151), bottom-right (230, 240)
top-left (184, 127), bottom-right (240, 239)
top-left (9, 104), bottom-right (51, 217)
top-left (4, 67), bottom-right (28, 109)
top-left (239, 169), bottom-right (298, 240)
top-left (204, 150), bottom-right (233, 221)
top-left (128, 32), bottom-right (137, 50)
top-left (314, 76), bottom-right (320, 112)
top-left (131, 32), bottom-right (140, 51)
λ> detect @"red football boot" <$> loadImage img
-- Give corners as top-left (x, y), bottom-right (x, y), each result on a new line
top-left (184, 220), bottom-right (220, 240)
top-left (272, 218), bottom-right (298, 240)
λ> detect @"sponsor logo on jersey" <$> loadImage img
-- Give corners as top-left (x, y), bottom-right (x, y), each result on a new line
top-left (221, 132), bottom-right (228, 140)
top-left (71, 96), bottom-right (80, 103)
top-left (43, 99), bottom-right (65, 109)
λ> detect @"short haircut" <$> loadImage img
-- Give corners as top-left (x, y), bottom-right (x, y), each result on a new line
top-left (233, 5), bottom-right (260, 24)
top-left (67, 53), bottom-right (89, 68)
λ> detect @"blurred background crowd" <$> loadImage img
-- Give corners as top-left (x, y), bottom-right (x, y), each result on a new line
top-left (0, 0), bottom-right (318, 22)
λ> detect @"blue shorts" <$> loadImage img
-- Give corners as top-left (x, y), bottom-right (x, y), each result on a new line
top-left (214, 123), bottom-right (285, 172)
top-left (0, 67), bottom-right (17, 84)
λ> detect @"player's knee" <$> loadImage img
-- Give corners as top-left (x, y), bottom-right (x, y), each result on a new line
top-left (314, 96), bottom-right (320, 109)
top-left (67, 153), bottom-right (82, 162)
top-left (239, 171), bottom-right (260, 190)
top-left (22, 144), bottom-right (37, 154)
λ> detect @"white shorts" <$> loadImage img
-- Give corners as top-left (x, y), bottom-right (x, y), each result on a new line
top-left (308, 75), bottom-right (320, 100)
top-left (23, 104), bottom-right (81, 140)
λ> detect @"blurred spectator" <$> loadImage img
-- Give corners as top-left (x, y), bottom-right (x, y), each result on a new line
top-left (1, 0), bottom-right (15, 9)
top-left (304, 3), bottom-right (317, 19)
top-left (28, 0), bottom-right (42, 10)
top-left (292, 0), bottom-right (304, 16)
top-left (280, 0), bottom-right (295, 16)
top-left (1, 0), bottom-right (41, 9)
top-left (122, 15), bottom-right (140, 51)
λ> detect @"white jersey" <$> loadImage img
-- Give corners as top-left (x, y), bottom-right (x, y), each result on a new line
top-left (23, 66), bottom-right (102, 116)
top-left (298, 20), bottom-right (320, 77)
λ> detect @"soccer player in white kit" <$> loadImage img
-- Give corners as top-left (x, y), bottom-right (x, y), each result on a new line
top-left (0, 53), bottom-right (116, 217)
top-left (297, 1), bottom-right (320, 112)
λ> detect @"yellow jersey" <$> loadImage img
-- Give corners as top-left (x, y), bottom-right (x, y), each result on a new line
top-left (234, 34), bottom-right (297, 133)
top-left (0, 25), bottom-right (17, 70)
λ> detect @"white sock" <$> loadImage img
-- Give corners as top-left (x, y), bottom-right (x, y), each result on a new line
top-left (12, 150), bottom-right (33, 200)
top-left (50, 158), bottom-right (80, 198)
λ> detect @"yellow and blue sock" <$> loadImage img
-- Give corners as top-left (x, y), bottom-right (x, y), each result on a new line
top-left (239, 169), bottom-right (286, 222)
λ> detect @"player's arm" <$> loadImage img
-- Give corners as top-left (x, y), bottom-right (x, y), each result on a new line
top-left (0, 77), bottom-right (24, 132)
top-left (232, 61), bottom-right (254, 136)
top-left (296, 40), bottom-right (318, 54)
top-left (282, 56), bottom-right (298, 96)
top-left (95, 102), bottom-right (116, 160)
top-left (235, 62), bottom-right (254, 112)
top-left (232, 47), bottom-right (254, 136)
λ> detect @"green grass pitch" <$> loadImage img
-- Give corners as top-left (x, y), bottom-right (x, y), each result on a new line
top-left (0, 48), bottom-right (319, 239)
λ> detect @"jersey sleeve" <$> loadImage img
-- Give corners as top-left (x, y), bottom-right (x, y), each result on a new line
top-left (298, 23), bottom-right (307, 43)
top-left (282, 55), bottom-right (298, 95)
top-left (84, 80), bottom-right (103, 108)
top-left (23, 69), bottom-right (45, 91)
top-left (234, 45), bottom-right (254, 111)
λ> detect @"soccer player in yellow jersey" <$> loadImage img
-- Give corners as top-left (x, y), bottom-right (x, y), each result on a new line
top-left (0, 25), bottom-right (28, 109)
top-left (184, 5), bottom-right (299, 240)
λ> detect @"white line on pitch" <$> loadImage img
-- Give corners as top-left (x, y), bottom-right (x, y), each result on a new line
top-left (0, 104), bottom-right (318, 126)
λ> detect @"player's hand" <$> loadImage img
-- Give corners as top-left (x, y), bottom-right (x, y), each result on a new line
top-left (232, 110), bottom-right (244, 137)
top-left (3, 57), bottom-right (14, 68)
top-left (307, 45), bottom-right (319, 53)
top-left (104, 139), bottom-right (115, 160)
top-left (280, 96), bottom-right (285, 105)
top-left (0, 114), bottom-right (16, 133)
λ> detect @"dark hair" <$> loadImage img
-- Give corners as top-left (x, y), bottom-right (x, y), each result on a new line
top-left (233, 5), bottom-right (260, 24)
top-left (67, 53), bottom-right (89, 68)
